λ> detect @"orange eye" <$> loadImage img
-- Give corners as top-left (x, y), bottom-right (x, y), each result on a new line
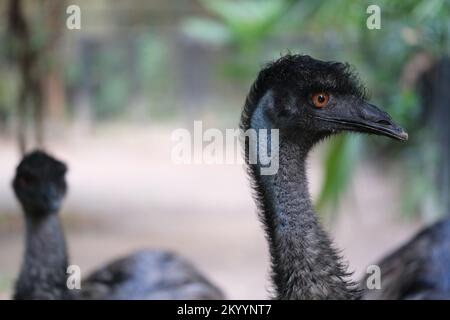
top-left (312, 92), bottom-right (330, 108)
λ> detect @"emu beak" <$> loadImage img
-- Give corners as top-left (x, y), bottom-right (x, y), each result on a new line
top-left (317, 103), bottom-right (408, 141)
top-left (352, 103), bottom-right (408, 141)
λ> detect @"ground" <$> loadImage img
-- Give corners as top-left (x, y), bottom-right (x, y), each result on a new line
top-left (0, 124), bottom-right (422, 299)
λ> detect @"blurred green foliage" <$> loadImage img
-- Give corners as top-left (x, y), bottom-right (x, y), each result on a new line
top-left (1, 0), bottom-right (448, 220)
top-left (0, 67), bottom-right (18, 126)
top-left (183, 0), bottom-right (449, 220)
top-left (182, 0), bottom-right (299, 77)
top-left (316, 135), bottom-right (362, 213)
top-left (63, 31), bottom-right (175, 120)
top-left (136, 33), bottom-right (178, 119)
top-left (93, 48), bottom-right (132, 119)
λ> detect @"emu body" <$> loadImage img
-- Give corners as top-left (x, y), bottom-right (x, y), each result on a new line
top-left (362, 217), bottom-right (450, 299)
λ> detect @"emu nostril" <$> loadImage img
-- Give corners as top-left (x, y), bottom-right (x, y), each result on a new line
top-left (376, 119), bottom-right (391, 126)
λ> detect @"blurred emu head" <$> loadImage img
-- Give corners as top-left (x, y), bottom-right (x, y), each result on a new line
top-left (13, 150), bottom-right (68, 217)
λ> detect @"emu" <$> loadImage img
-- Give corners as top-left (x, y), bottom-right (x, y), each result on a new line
top-left (240, 54), bottom-right (411, 299)
top-left (12, 150), bottom-right (224, 300)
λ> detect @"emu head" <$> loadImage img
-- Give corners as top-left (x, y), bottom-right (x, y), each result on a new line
top-left (243, 54), bottom-right (408, 142)
top-left (13, 150), bottom-right (68, 216)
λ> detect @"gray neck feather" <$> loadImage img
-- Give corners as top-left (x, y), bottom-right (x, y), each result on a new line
top-left (15, 213), bottom-right (71, 299)
top-left (250, 105), bottom-right (358, 300)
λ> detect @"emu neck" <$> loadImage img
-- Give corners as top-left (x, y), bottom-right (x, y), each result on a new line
top-left (15, 212), bottom-right (71, 300)
top-left (250, 112), bottom-right (357, 299)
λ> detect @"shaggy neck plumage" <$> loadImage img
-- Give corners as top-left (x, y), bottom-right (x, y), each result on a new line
top-left (244, 96), bottom-right (359, 300)
top-left (15, 211), bottom-right (71, 300)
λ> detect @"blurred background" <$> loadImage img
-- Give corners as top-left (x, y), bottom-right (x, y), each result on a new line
top-left (0, 0), bottom-right (449, 299)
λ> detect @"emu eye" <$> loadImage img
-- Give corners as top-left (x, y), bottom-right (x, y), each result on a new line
top-left (312, 92), bottom-right (330, 108)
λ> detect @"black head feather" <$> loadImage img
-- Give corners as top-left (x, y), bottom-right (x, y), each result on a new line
top-left (240, 54), bottom-right (367, 132)
top-left (13, 150), bottom-right (68, 216)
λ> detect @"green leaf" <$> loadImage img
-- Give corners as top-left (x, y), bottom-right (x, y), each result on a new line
top-left (316, 135), bottom-right (361, 218)
top-left (180, 18), bottom-right (232, 47)
top-left (198, 0), bottom-right (290, 41)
